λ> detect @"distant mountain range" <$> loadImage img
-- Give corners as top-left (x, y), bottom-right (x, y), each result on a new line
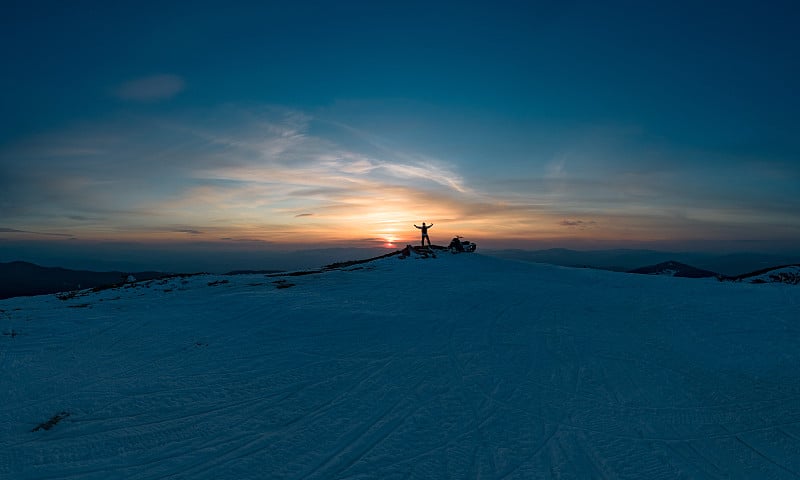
top-left (485, 248), bottom-right (800, 277)
top-left (0, 262), bottom-right (170, 300)
top-left (3, 249), bottom-right (800, 300)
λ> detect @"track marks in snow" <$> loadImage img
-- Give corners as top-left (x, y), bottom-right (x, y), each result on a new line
top-left (734, 431), bottom-right (800, 478)
top-left (302, 378), bottom-right (426, 479)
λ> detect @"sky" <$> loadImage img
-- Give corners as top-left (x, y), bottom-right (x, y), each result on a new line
top-left (1, 1), bottom-right (799, 270)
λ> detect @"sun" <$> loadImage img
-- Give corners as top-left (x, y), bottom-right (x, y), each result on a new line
top-left (379, 232), bottom-right (400, 249)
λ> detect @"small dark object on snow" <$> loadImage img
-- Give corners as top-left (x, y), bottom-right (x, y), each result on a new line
top-left (449, 236), bottom-right (477, 253)
top-left (32, 412), bottom-right (70, 432)
top-left (272, 280), bottom-right (296, 289)
top-left (56, 290), bottom-right (81, 301)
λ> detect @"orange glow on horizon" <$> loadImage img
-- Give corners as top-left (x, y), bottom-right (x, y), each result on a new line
top-left (3, 198), bottom-right (747, 250)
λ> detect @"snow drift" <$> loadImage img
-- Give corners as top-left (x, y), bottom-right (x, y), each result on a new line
top-left (1, 253), bottom-right (799, 479)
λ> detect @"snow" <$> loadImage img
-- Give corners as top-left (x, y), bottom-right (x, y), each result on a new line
top-left (742, 266), bottom-right (800, 285)
top-left (2, 253), bottom-right (800, 479)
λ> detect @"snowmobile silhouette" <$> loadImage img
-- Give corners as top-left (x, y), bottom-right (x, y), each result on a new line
top-left (448, 236), bottom-right (477, 253)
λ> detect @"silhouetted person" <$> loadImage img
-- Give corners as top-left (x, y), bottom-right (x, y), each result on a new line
top-left (414, 222), bottom-right (433, 246)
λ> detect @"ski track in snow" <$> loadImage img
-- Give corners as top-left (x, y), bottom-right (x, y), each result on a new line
top-left (2, 254), bottom-right (800, 478)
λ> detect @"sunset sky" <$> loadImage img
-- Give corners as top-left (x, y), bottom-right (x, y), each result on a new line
top-left (2, 1), bottom-right (799, 269)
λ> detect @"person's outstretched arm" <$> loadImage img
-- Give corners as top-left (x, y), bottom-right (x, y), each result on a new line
top-left (429, 224), bottom-right (433, 228)
top-left (414, 225), bottom-right (421, 229)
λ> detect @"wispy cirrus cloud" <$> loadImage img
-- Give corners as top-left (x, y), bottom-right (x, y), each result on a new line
top-left (115, 74), bottom-right (185, 101)
top-left (559, 219), bottom-right (597, 229)
top-left (0, 106), bottom-right (480, 245)
top-left (4, 105), bottom-right (799, 249)
top-left (0, 227), bottom-right (73, 237)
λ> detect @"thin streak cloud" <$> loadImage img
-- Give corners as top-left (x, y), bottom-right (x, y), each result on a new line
top-left (116, 74), bottom-right (185, 101)
top-left (0, 227), bottom-right (73, 237)
top-left (559, 219), bottom-right (597, 229)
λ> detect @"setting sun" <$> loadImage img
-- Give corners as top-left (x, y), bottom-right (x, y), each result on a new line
top-left (380, 232), bottom-right (399, 248)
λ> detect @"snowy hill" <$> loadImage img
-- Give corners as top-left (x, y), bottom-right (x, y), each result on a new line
top-left (2, 252), bottom-right (800, 478)
top-left (628, 260), bottom-right (719, 278)
top-left (724, 264), bottom-right (800, 285)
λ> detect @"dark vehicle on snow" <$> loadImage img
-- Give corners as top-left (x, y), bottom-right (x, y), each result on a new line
top-left (449, 236), bottom-right (477, 253)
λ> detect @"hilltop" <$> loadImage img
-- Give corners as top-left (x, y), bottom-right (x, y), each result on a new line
top-left (628, 260), bottom-right (719, 278)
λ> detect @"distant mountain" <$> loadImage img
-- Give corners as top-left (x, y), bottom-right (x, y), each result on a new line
top-left (694, 253), bottom-right (800, 278)
top-left (0, 261), bottom-right (169, 299)
top-left (224, 269), bottom-right (285, 275)
top-left (485, 248), bottom-right (800, 276)
top-left (722, 264), bottom-right (800, 285)
top-left (484, 248), bottom-right (666, 272)
top-left (628, 261), bottom-right (719, 278)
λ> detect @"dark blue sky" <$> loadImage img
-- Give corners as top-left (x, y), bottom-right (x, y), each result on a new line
top-left (5, 1), bottom-right (797, 142)
top-left (2, 0), bottom-right (799, 265)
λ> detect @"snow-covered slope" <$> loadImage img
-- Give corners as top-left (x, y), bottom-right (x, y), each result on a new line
top-left (727, 265), bottom-right (800, 285)
top-left (2, 253), bottom-right (800, 479)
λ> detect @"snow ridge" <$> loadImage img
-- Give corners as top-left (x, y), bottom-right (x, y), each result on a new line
top-left (724, 264), bottom-right (800, 285)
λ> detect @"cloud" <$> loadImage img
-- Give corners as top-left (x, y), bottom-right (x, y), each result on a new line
top-left (380, 162), bottom-right (466, 193)
top-left (0, 227), bottom-right (73, 237)
top-left (4, 105), bottom-right (799, 248)
top-left (559, 219), bottom-right (597, 229)
top-left (115, 74), bottom-right (185, 101)
top-left (4, 150), bottom-right (487, 246)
